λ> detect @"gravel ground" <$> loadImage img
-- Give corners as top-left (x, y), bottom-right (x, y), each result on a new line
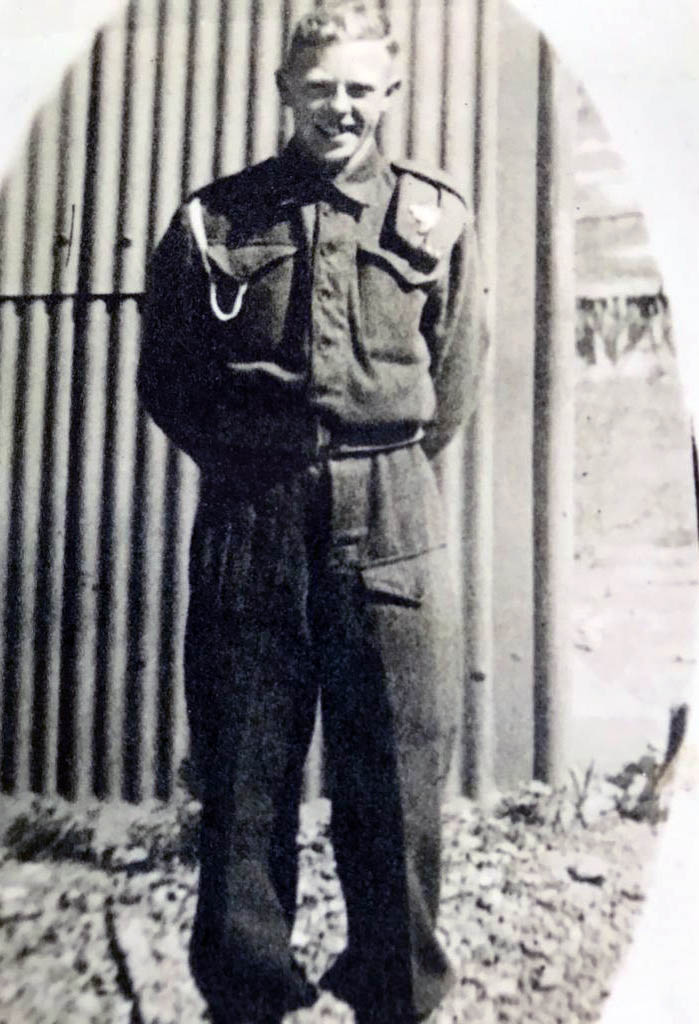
top-left (0, 765), bottom-right (667, 1024)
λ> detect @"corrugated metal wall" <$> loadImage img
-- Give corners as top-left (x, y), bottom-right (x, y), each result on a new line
top-left (0, 0), bottom-right (573, 802)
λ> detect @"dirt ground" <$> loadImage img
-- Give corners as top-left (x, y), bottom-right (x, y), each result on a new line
top-left (0, 779), bottom-right (665, 1024)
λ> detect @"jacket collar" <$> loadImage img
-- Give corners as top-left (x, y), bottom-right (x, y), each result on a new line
top-left (278, 138), bottom-right (392, 209)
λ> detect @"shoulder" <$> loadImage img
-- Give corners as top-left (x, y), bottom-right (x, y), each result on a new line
top-left (390, 158), bottom-right (469, 209)
top-left (156, 159), bottom-right (280, 233)
top-left (190, 156), bottom-right (282, 212)
top-left (182, 156), bottom-right (289, 245)
top-left (152, 158), bottom-right (284, 269)
top-left (387, 158), bottom-right (472, 269)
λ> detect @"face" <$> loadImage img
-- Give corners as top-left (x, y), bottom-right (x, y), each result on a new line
top-left (278, 39), bottom-right (399, 172)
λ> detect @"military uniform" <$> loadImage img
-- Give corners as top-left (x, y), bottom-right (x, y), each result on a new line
top-left (138, 139), bottom-right (487, 1023)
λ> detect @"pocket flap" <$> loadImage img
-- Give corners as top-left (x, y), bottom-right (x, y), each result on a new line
top-left (360, 557), bottom-right (425, 606)
top-left (357, 243), bottom-right (441, 287)
top-left (208, 243), bottom-right (297, 280)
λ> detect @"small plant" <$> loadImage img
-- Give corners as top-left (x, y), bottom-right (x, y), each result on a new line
top-left (606, 704), bottom-right (689, 825)
top-left (569, 761), bottom-right (596, 826)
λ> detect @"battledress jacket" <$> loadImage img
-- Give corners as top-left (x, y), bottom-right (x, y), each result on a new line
top-left (138, 144), bottom-right (488, 569)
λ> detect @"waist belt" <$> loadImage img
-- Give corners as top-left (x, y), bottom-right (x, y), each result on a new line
top-left (311, 419), bottom-right (424, 459)
top-left (201, 422), bottom-right (425, 496)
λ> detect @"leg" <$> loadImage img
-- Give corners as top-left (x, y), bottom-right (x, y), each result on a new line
top-left (185, 479), bottom-right (319, 1022)
top-left (315, 545), bottom-right (459, 1023)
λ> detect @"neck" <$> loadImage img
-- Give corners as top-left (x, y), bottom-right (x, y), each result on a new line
top-left (334, 136), bottom-right (378, 180)
top-left (290, 135), bottom-right (378, 180)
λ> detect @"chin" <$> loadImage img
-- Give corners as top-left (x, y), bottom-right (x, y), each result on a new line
top-left (296, 132), bottom-right (363, 169)
top-left (305, 146), bottom-right (354, 170)
top-left (322, 147), bottom-right (356, 165)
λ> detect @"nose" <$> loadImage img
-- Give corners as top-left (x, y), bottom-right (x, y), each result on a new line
top-left (329, 84), bottom-right (352, 115)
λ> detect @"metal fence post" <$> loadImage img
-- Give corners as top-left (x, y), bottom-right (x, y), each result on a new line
top-left (461, 0), bottom-right (499, 802)
top-left (532, 38), bottom-right (576, 784)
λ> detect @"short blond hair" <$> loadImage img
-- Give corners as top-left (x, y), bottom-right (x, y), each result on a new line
top-left (282, 1), bottom-right (399, 71)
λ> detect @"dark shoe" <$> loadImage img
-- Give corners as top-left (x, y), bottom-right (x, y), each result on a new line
top-left (204, 963), bottom-right (317, 1024)
top-left (215, 1016), bottom-right (281, 1024)
top-left (318, 949), bottom-right (358, 1005)
top-left (322, 952), bottom-right (440, 1024)
top-left (355, 1011), bottom-right (434, 1024)
top-left (285, 961), bottom-right (319, 1010)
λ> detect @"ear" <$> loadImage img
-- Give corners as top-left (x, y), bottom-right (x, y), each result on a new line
top-left (382, 76), bottom-right (401, 111)
top-left (276, 68), bottom-right (291, 106)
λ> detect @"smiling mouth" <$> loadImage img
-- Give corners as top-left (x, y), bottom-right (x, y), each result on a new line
top-left (316, 124), bottom-right (359, 140)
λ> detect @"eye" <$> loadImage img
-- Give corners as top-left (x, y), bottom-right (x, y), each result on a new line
top-left (347, 84), bottom-right (374, 99)
top-left (303, 81), bottom-right (334, 99)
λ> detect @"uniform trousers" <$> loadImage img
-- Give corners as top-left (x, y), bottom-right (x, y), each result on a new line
top-left (185, 442), bottom-right (459, 1023)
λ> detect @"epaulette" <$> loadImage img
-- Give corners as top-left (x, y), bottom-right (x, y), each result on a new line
top-left (389, 159), bottom-right (470, 271)
top-left (390, 158), bottom-right (468, 203)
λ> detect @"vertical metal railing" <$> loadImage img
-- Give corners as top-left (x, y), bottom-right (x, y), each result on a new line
top-left (461, 0), bottom-right (498, 801)
top-left (532, 38), bottom-right (576, 784)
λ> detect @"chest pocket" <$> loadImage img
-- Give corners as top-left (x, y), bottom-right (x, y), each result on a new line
top-left (208, 243), bottom-right (297, 319)
top-left (356, 242), bottom-right (439, 352)
top-left (188, 198), bottom-right (298, 339)
top-left (202, 245), bottom-right (301, 372)
top-left (357, 243), bottom-right (441, 290)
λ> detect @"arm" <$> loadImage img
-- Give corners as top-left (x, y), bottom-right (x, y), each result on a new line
top-left (138, 209), bottom-right (229, 468)
top-left (420, 207), bottom-right (489, 459)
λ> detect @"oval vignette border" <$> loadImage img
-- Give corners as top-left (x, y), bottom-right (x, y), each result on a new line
top-left (0, 1), bottom-right (697, 1022)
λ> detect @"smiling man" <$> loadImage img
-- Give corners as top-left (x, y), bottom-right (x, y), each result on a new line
top-left (138, 2), bottom-right (487, 1023)
top-left (276, 16), bottom-right (399, 169)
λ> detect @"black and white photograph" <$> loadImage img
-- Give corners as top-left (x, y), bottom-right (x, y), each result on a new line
top-left (0, 1), bottom-right (697, 1022)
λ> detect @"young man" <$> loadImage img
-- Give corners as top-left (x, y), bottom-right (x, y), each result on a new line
top-left (138, 2), bottom-right (487, 1022)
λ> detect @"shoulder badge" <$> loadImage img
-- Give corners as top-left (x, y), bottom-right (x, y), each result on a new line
top-left (389, 159), bottom-right (469, 271)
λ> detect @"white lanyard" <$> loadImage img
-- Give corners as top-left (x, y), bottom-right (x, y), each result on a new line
top-left (187, 197), bottom-right (248, 322)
